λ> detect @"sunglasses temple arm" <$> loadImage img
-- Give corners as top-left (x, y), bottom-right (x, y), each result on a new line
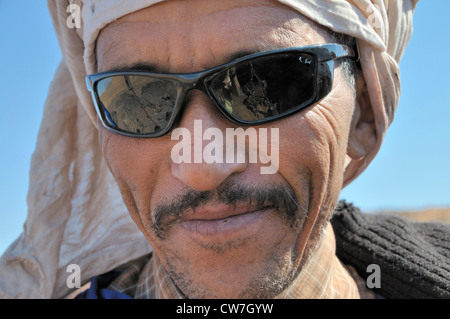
top-left (353, 41), bottom-right (361, 63)
top-left (335, 45), bottom-right (356, 61)
top-left (86, 76), bottom-right (94, 92)
top-left (318, 44), bottom-right (357, 63)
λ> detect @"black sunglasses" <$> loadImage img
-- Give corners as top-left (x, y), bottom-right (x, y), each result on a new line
top-left (86, 43), bottom-right (356, 138)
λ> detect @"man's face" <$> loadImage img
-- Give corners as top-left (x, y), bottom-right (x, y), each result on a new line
top-left (96, 0), bottom-right (361, 298)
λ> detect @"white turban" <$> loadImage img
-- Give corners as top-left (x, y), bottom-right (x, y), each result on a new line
top-left (0, 0), bottom-right (418, 298)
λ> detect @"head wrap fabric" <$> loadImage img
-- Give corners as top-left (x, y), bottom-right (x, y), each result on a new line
top-left (0, 0), bottom-right (418, 298)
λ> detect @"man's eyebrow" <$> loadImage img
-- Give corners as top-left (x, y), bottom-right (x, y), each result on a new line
top-left (102, 49), bottom-right (262, 74)
top-left (224, 49), bottom-right (261, 63)
top-left (104, 62), bottom-right (160, 73)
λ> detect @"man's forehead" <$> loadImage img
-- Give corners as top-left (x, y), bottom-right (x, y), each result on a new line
top-left (107, 0), bottom-right (287, 25)
top-left (96, 0), bottom-right (330, 73)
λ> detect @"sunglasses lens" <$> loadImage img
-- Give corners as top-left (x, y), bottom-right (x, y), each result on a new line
top-left (209, 53), bottom-right (316, 122)
top-left (96, 75), bottom-right (178, 134)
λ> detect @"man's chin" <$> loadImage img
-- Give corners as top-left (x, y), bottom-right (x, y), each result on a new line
top-left (164, 244), bottom-right (301, 299)
top-left (155, 214), bottom-right (306, 298)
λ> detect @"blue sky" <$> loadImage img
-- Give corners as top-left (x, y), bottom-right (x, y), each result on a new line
top-left (0, 1), bottom-right (449, 254)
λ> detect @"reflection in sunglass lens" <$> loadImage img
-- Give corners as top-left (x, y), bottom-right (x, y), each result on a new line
top-left (210, 53), bottom-right (316, 122)
top-left (96, 75), bottom-right (177, 134)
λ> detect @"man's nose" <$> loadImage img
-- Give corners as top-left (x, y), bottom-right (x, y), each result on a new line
top-left (170, 91), bottom-right (248, 191)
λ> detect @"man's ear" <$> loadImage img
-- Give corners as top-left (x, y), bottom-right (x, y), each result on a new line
top-left (347, 71), bottom-right (377, 161)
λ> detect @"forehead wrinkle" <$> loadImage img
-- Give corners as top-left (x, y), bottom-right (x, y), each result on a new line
top-left (159, 0), bottom-right (284, 24)
top-left (97, 20), bottom-right (171, 72)
top-left (97, 40), bottom-right (133, 72)
top-left (97, 21), bottom-right (135, 60)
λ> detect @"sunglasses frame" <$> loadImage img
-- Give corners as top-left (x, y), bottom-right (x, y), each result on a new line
top-left (86, 43), bottom-right (356, 138)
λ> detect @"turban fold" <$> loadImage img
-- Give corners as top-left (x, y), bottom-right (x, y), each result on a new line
top-left (0, 0), bottom-right (418, 298)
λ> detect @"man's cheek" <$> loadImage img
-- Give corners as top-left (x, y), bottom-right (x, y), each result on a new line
top-left (98, 125), bottom-right (126, 175)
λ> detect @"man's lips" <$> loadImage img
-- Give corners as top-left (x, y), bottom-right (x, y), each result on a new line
top-left (168, 204), bottom-right (273, 241)
top-left (178, 204), bottom-right (271, 222)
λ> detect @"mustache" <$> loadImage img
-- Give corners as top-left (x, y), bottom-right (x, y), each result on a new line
top-left (152, 180), bottom-right (305, 238)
